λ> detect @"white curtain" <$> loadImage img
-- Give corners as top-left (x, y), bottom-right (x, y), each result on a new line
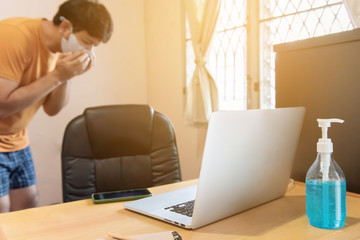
top-left (184, 0), bottom-right (222, 127)
top-left (343, 0), bottom-right (360, 27)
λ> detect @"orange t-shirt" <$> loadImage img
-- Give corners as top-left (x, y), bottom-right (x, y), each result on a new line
top-left (0, 17), bottom-right (57, 152)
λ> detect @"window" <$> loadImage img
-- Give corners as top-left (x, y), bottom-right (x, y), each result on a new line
top-left (186, 0), bottom-right (354, 110)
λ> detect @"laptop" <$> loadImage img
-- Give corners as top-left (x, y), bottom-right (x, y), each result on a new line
top-left (124, 107), bottom-right (305, 229)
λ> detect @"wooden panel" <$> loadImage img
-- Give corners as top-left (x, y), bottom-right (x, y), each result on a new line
top-left (275, 28), bottom-right (360, 193)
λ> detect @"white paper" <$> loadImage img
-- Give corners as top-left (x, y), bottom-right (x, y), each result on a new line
top-left (130, 231), bottom-right (176, 240)
top-left (106, 231), bottom-right (181, 240)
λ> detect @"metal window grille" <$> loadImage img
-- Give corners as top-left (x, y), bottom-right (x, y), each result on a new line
top-left (260, 0), bottom-right (354, 108)
top-left (186, 0), bottom-right (353, 110)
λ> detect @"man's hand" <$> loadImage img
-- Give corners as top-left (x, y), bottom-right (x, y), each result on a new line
top-left (52, 51), bottom-right (92, 82)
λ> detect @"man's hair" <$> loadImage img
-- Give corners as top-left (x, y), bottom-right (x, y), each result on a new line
top-left (53, 0), bottom-right (113, 43)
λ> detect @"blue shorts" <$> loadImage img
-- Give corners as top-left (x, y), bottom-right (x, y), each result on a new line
top-left (0, 146), bottom-right (36, 197)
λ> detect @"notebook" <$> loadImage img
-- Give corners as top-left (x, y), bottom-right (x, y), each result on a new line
top-left (124, 107), bottom-right (305, 229)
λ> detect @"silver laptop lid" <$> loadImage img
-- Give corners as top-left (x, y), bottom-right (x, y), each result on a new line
top-left (191, 107), bottom-right (305, 228)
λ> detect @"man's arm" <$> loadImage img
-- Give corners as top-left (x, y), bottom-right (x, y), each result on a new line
top-left (42, 81), bottom-right (70, 116)
top-left (0, 74), bottom-right (62, 119)
top-left (0, 51), bottom-right (90, 119)
top-left (42, 51), bottom-right (93, 116)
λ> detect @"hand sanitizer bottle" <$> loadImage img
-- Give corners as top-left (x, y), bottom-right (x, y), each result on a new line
top-left (306, 118), bottom-right (346, 229)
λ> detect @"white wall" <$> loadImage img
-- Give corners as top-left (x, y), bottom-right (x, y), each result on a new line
top-left (0, 0), bottom-right (148, 206)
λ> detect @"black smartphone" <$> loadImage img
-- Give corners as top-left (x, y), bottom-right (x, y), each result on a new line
top-left (91, 188), bottom-right (152, 204)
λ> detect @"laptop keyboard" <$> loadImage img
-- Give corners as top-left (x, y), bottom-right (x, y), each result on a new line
top-left (164, 200), bottom-right (195, 217)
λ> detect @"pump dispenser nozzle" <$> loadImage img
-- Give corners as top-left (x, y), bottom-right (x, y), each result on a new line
top-left (317, 119), bottom-right (344, 182)
top-left (317, 119), bottom-right (344, 153)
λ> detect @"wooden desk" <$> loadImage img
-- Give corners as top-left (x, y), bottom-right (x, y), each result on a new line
top-left (0, 180), bottom-right (360, 240)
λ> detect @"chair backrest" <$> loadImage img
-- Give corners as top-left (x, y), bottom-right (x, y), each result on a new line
top-left (61, 104), bottom-right (182, 202)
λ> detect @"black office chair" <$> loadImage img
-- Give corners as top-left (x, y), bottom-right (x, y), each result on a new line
top-left (61, 104), bottom-right (182, 202)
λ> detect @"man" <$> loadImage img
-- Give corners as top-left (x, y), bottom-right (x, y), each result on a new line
top-left (0, 0), bottom-right (113, 212)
